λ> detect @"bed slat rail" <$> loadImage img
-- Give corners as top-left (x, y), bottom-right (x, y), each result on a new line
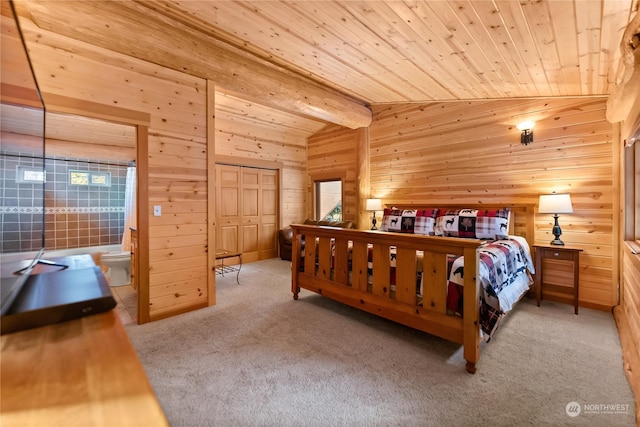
top-left (422, 251), bottom-right (448, 314)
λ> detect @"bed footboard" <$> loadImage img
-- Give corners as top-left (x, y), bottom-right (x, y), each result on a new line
top-left (290, 225), bottom-right (482, 373)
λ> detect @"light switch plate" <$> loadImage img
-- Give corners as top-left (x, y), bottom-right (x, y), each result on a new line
top-left (153, 205), bottom-right (161, 216)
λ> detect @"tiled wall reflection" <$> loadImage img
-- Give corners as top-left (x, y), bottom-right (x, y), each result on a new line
top-left (44, 159), bottom-right (128, 251)
top-left (1, 153), bottom-right (129, 253)
top-left (1, 154), bottom-right (45, 252)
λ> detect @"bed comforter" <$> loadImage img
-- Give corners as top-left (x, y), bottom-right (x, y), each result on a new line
top-left (446, 236), bottom-right (534, 336)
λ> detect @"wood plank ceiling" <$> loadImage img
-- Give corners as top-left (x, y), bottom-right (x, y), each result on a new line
top-left (163, 0), bottom-right (636, 102)
top-left (15, 0), bottom-right (640, 129)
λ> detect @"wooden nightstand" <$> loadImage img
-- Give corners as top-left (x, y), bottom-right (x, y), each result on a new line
top-left (534, 245), bottom-right (583, 314)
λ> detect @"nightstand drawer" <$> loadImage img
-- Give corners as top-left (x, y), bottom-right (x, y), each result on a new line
top-left (537, 248), bottom-right (575, 261)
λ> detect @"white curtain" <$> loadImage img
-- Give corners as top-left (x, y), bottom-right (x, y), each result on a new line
top-left (121, 166), bottom-right (137, 252)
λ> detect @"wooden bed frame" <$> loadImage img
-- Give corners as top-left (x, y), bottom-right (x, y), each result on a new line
top-left (290, 204), bottom-right (535, 373)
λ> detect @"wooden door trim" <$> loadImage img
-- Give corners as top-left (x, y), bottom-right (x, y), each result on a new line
top-left (43, 92), bottom-right (150, 126)
top-left (42, 94), bottom-right (152, 323)
top-left (135, 125), bottom-right (150, 323)
top-left (207, 81), bottom-right (216, 306)
top-left (215, 154), bottom-right (283, 170)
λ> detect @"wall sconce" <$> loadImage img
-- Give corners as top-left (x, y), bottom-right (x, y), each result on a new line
top-left (365, 198), bottom-right (383, 230)
top-left (538, 193), bottom-right (573, 245)
top-left (517, 121), bottom-right (535, 145)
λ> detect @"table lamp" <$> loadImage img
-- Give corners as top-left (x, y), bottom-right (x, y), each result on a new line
top-left (538, 193), bottom-right (573, 245)
top-left (365, 198), bottom-right (383, 230)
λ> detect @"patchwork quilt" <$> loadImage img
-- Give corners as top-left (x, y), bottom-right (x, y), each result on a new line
top-left (446, 236), bottom-right (534, 336)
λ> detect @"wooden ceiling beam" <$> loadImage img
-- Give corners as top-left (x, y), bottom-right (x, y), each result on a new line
top-left (16, 0), bottom-right (372, 129)
top-left (606, 11), bottom-right (640, 126)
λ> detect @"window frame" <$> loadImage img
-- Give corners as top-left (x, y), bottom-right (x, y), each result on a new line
top-left (311, 174), bottom-right (344, 222)
top-left (16, 165), bottom-right (45, 183)
top-left (68, 170), bottom-right (111, 187)
top-left (623, 132), bottom-right (640, 246)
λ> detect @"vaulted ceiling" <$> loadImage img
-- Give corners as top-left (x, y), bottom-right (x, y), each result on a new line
top-left (14, 0), bottom-right (640, 129)
top-left (159, 0), bottom-right (637, 102)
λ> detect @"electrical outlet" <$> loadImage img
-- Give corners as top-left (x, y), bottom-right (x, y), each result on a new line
top-left (154, 205), bottom-right (161, 216)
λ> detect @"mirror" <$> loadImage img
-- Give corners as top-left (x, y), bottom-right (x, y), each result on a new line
top-left (42, 112), bottom-right (136, 253)
top-left (1, 0), bottom-right (47, 313)
top-left (1, 2), bottom-right (138, 330)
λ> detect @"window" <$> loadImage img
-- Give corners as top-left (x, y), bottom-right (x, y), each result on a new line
top-left (69, 170), bottom-right (111, 187)
top-left (69, 171), bottom-right (89, 185)
top-left (624, 137), bottom-right (640, 242)
top-left (16, 166), bottom-right (44, 183)
top-left (314, 179), bottom-right (342, 221)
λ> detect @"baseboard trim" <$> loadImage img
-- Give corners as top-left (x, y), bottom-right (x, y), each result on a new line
top-left (580, 301), bottom-right (614, 312)
top-left (539, 295), bottom-right (612, 313)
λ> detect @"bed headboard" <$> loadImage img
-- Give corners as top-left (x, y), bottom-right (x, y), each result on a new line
top-left (387, 203), bottom-right (535, 246)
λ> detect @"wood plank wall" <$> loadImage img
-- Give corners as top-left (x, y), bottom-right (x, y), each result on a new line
top-left (24, 25), bottom-right (210, 320)
top-left (619, 244), bottom-right (640, 423)
top-left (617, 66), bottom-right (640, 409)
top-left (308, 98), bottom-right (618, 310)
top-left (214, 92), bottom-right (313, 227)
top-left (307, 126), bottom-right (359, 224)
top-left (20, 20), bottom-right (311, 321)
top-left (16, 13), bottom-right (624, 317)
top-left (623, 246), bottom-right (640, 359)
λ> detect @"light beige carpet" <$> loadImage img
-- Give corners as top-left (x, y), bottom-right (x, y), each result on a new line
top-left (126, 258), bottom-right (635, 426)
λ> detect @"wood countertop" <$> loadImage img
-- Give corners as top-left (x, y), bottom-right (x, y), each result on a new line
top-left (0, 255), bottom-right (168, 427)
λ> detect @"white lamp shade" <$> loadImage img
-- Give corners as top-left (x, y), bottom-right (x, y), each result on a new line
top-left (365, 198), bottom-right (383, 211)
top-left (538, 193), bottom-right (573, 214)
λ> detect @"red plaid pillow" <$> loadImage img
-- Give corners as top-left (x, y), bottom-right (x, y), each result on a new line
top-left (380, 208), bottom-right (439, 235)
top-left (435, 208), bottom-right (510, 239)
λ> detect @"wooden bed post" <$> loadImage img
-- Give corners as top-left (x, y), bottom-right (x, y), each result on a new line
top-left (463, 246), bottom-right (481, 374)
